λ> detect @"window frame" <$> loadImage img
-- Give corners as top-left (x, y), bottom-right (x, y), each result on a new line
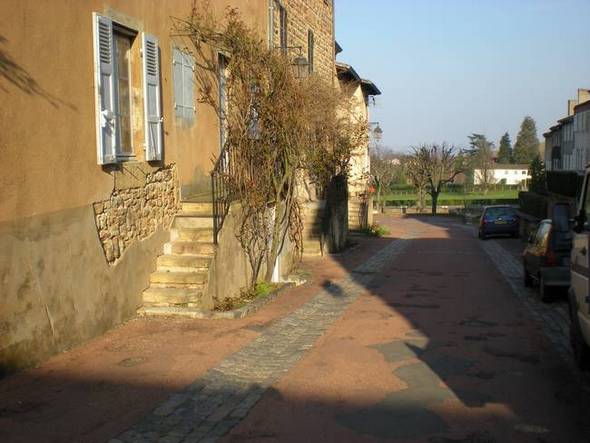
top-left (112, 28), bottom-right (135, 159)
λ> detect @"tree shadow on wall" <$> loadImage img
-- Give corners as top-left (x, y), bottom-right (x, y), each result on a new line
top-left (0, 34), bottom-right (76, 110)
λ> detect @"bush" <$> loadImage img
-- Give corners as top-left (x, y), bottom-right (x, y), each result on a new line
top-left (361, 223), bottom-right (390, 237)
top-left (384, 198), bottom-right (519, 207)
top-left (215, 281), bottom-right (277, 311)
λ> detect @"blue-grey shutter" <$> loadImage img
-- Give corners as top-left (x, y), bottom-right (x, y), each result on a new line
top-left (182, 53), bottom-right (195, 120)
top-left (142, 33), bottom-right (162, 161)
top-left (172, 48), bottom-right (184, 118)
top-left (93, 13), bottom-right (117, 165)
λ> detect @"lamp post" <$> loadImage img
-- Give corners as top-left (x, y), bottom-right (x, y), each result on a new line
top-left (292, 54), bottom-right (309, 80)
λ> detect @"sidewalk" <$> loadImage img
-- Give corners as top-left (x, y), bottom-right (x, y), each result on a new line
top-left (0, 224), bottom-right (406, 443)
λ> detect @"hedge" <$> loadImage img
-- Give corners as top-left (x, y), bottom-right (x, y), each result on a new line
top-left (384, 198), bottom-right (519, 207)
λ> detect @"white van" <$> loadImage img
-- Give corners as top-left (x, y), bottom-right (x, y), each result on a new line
top-left (570, 172), bottom-right (590, 370)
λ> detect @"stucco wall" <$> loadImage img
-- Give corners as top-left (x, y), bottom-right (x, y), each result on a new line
top-left (0, 0), bottom-right (268, 373)
top-left (0, 206), bottom-right (168, 374)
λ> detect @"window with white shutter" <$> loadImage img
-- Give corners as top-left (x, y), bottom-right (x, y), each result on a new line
top-left (173, 48), bottom-right (195, 122)
top-left (142, 33), bottom-right (163, 161)
top-left (93, 14), bottom-right (117, 165)
top-left (93, 14), bottom-right (138, 164)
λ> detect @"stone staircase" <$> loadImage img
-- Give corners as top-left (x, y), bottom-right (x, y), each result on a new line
top-left (302, 201), bottom-right (325, 256)
top-left (139, 201), bottom-right (215, 316)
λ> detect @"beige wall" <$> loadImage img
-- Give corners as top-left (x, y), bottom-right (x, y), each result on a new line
top-left (0, 0), bottom-right (267, 222)
top-left (0, 0), bottom-right (268, 373)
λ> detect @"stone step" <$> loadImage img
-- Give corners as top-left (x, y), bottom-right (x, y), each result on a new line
top-left (156, 254), bottom-right (211, 272)
top-left (164, 241), bottom-right (215, 256)
top-left (138, 306), bottom-right (208, 319)
top-left (142, 287), bottom-right (206, 306)
top-left (173, 213), bottom-right (214, 229)
top-left (170, 227), bottom-right (214, 242)
top-left (180, 201), bottom-right (213, 215)
top-left (150, 270), bottom-right (208, 286)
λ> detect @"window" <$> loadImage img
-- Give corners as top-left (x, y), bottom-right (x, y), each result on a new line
top-left (277, 2), bottom-right (287, 52)
top-left (307, 30), bottom-right (314, 74)
top-left (93, 13), bottom-right (162, 165)
top-left (113, 32), bottom-right (133, 157)
top-left (173, 48), bottom-right (195, 121)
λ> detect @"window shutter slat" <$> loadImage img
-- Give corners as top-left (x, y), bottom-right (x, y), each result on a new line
top-left (93, 13), bottom-right (117, 165)
top-left (142, 33), bottom-right (162, 161)
top-left (182, 61), bottom-right (194, 120)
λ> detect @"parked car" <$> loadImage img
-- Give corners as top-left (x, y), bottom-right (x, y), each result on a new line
top-left (570, 173), bottom-right (590, 370)
top-left (522, 216), bottom-right (572, 302)
top-left (478, 205), bottom-right (519, 239)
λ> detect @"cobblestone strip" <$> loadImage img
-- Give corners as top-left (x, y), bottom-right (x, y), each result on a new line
top-left (111, 238), bottom-right (411, 443)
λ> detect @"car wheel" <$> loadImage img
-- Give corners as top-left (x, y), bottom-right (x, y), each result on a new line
top-left (539, 276), bottom-right (552, 303)
top-left (570, 308), bottom-right (590, 371)
top-left (478, 230), bottom-right (486, 240)
top-left (523, 265), bottom-right (533, 287)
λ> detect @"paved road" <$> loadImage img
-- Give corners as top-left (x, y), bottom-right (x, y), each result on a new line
top-left (110, 216), bottom-right (590, 442)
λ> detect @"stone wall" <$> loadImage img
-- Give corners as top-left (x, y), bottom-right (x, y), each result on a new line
top-left (272, 0), bottom-right (335, 83)
top-left (93, 164), bottom-right (180, 264)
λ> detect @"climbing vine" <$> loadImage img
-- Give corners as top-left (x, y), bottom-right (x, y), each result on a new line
top-left (173, 3), bottom-right (367, 286)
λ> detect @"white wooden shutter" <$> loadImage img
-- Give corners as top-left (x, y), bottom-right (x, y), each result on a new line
top-left (142, 33), bottom-right (162, 161)
top-left (182, 53), bottom-right (195, 120)
top-left (93, 13), bottom-right (117, 165)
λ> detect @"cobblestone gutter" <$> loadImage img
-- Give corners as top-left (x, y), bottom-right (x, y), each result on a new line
top-left (111, 237), bottom-right (412, 443)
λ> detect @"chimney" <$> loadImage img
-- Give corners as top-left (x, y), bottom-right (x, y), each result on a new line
top-left (578, 88), bottom-right (590, 104)
top-left (568, 99), bottom-right (578, 116)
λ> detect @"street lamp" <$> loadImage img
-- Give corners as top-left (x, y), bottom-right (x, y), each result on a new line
top-left (292, 55), bottom-right (309, 80)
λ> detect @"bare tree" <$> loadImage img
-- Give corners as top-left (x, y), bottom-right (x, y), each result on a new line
top-left (402, 155), bottom-right (428, 212)
top-left (409, 143), bottom-right (463, 215)
top-left (370, 147), bottom-right (398, 212)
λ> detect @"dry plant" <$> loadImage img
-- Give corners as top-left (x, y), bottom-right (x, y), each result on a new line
top-left (173, 3), bottom-right (367, 286)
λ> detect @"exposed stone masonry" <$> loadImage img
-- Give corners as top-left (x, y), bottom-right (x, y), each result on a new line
top-left (94, 164), bottom-right (180, 264)
top-left (273, 0), bottom-right (335, 82)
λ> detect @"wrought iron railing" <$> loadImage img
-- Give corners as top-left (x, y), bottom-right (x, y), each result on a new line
top-left (211, 145), bottom-right (233, 244)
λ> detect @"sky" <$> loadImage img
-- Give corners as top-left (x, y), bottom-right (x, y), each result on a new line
top-left (335, 0), bottom-right (590, 152)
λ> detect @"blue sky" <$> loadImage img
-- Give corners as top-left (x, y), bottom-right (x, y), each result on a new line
top-left (335, 0), bottom-right (590, 152)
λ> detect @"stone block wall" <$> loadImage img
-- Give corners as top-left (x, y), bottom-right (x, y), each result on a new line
top-left (272, 0), bottom-right (335, 83)
top-left (93, 164), bottom-right (180, 264)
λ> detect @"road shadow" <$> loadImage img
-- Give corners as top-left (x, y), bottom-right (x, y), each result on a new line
top-left (1, 215), bottom-right (590, 442)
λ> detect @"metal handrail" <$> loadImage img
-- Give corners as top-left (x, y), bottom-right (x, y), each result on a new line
top-left (211, 144), bottom-right (233, 244)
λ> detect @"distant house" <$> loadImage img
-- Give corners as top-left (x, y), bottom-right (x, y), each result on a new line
top-left (544, 88), bottom-right (590, 173)
top-left (473, 164), bottom-right (530, 185)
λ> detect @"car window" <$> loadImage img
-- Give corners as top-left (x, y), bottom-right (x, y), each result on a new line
top-left (535, 223), bottom-right (550, 246)
top-left (553, 204), bottom-right (570, 232)
top-left (484, 207), bottom-right (516, 218)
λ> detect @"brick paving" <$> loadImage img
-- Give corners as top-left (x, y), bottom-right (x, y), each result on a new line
top-left (111, 236), bottom-right (413, 443)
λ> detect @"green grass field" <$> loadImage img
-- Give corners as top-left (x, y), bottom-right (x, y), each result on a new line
top-left (382, 189), bottom-right (518, 202)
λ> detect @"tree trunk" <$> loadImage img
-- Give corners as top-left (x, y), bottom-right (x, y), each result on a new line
top-left (431, 191), bottom-right (439, 215)
top-left (418, 188), bottom-right (425, 212)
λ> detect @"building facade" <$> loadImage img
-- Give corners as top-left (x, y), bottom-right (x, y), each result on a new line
top-left (0, 0), bottom-right (348, 373)
top-left (544, 88), bottom-right (590, 173)
top-left (473, 165), bottom-right (530, 185)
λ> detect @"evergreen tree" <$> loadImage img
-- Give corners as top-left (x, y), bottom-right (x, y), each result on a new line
top-left (513, 116), bottom-right (539, 164)
top-left (497, 132), bottom-right (512, 164)
top-left (529, 155), bottom-right (546, 193)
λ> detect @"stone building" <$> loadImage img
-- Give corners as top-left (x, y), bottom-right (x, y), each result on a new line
top-left (335, 61), bottom-right (381, 230)
top-left (1, 0), bottom-right (376, 373)
top-left (544, 88), bottom-right (590, 172)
